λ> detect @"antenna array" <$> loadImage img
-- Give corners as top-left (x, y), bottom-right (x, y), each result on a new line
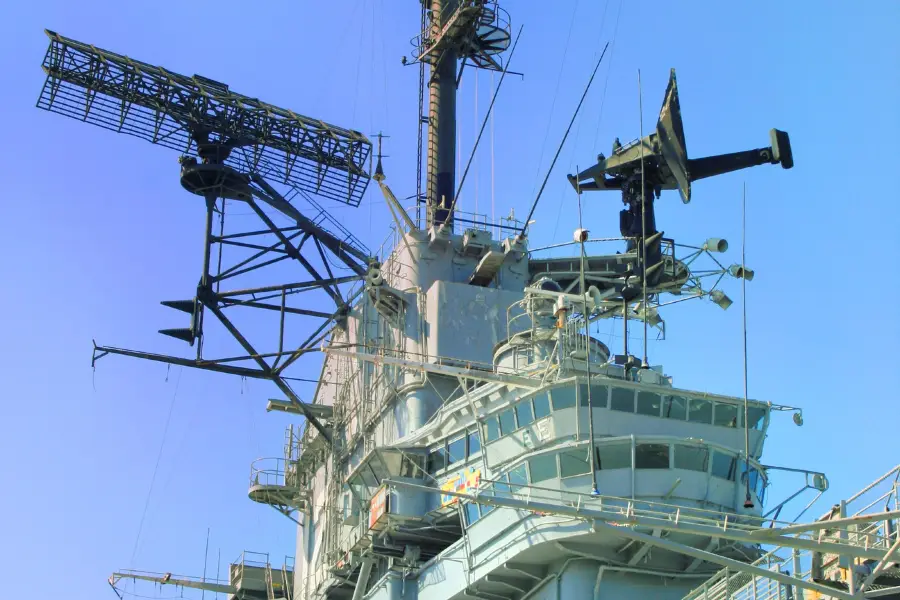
top-left (38, 30), bottom-right (372, 206)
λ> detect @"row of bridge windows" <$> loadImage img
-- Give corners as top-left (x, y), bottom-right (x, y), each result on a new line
top-left (460, 440), bottom-right (766, 527)
top-left (481, 384), bottom-right (767, 444)
top-left (427, 384), bottom-right (767, 477)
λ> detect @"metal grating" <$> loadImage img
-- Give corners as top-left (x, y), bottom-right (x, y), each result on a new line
top-left (37, 30), bottom-right (372, 206)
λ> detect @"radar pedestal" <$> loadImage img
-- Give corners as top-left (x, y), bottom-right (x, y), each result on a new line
top-left (569, 69), bottom-right (793, 286)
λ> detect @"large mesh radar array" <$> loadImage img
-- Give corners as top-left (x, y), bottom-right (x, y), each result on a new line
top-left (37, 29), bottom-right (371, 206)
top-left (36, 30), bottom-right (377, 444)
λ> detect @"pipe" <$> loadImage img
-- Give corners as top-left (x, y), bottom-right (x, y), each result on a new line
top-left (351, 556), bottom-right (374, 600)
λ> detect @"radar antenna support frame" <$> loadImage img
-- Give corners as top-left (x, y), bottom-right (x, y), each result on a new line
top-left (36, 30), bottom-right (381, 446)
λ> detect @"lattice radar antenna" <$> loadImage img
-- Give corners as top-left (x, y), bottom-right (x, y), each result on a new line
top-left (568, 69), bottom-right (794, 314)
top-left (37, 30), bottom-right (375, 441)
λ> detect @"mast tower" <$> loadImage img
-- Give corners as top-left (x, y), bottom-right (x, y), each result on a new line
top-left (411, 0), bottom-right (511, 226)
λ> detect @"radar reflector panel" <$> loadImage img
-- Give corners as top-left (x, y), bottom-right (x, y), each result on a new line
top-left (37, 30), bottom-right (371, 206)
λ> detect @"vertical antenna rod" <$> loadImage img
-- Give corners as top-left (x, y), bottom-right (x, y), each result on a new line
top-left (742, 182), bottom-right (753, 508)
top-left (639, 69), bottom-right (649, 369)
top-left (576, 171), bottom-right (600, 496)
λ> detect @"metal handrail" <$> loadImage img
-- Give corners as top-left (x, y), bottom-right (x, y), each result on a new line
top-left (471, 477), bottom-right (894, 552)
top-left (249, 457), bottom-right (302, 489)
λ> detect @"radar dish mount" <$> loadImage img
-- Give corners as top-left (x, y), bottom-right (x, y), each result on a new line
top-left (37, 30), bottom-right (377, 444)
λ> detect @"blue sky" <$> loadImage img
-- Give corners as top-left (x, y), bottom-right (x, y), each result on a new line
top-left (1, 1), bottom-right (898, 599)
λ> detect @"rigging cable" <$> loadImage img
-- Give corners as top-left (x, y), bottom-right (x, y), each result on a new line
top-left (528, 0), bottom-right (581, 200)
top-left (551, 0), bottom-right (613, 241)
top-left (490, 70), bottom-right (495, 238)
top-left (592, 0), bottom-right (624, 155)
top-left (349, 0), bottom-right (368, 130)
top-left (129, 367), bottom-right (182, 566)
top-left (447, 26), bottom-right (524, 221)
top-left (519, 43), bottom-right (610, 237)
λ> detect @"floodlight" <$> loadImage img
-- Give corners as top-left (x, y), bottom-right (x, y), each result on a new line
top-left (703, 238), bottom-right (729, 253)
top-left (709, 290), bottom-right (732, 310)
top-left (728, 264), bottom-right (755, 281)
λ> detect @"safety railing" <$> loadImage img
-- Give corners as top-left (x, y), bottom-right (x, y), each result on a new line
top-left (285, 187), bottom-right (371, 258)
top-left (471, 476), bottom-right (896, 556)
top-left (682, 464), bottom-right (900, 600)
top-left (230, 550), bottom-right (271, 588)
top-left (249, 457), bottom-right (301, 491)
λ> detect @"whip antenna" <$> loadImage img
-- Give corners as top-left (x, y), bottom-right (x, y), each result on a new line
top-left (742, 181), bottom-right (753, 509)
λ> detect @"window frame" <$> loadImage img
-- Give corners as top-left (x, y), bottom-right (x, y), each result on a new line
top-left (467, 428), bottom-right (482, 457)
top-left (559, 448), bottom-right (591, 478)
top-left (596, 440), bottom-right (633, 470)
top-left (713, 402), bottom-right (740, 428)
top-left (446, 435), bottom-right (466, 466)
top-left (532, 392), bottom-right (551, 419)
top-left (687, 398), bottom-right (713, 424)
top-left (673, 444), bottom-right (709, 472)
top-left (635, 442), bottom-right (671, 469)
top-left (528, 453), bottom-right (559, 484)
top-left (498, 408), bottom-right (516, 435)
top-left (636, 391), bottom-right (663, 417)
top-left (610, 387), bottom-right (636, 413)
top-left (551, 386), bottom-right (577, 410)
top-left (515, 400), bottom-right (535, 428)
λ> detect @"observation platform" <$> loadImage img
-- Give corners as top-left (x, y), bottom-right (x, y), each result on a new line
top-left (108, 552), bottom-right (294, 600)
top-left (248, 457), bottom-right (309, 523)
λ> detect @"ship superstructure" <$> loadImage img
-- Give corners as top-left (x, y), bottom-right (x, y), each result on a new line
top-left (36, 2), bottom-right (900, 600)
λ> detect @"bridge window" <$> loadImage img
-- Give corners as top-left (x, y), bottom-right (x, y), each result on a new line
top-left (467, 429), bottom-right (481, 457)
top-left (688, 398), bottom-right (713, 424)
top-left (400, 454), bottom-right (425, 478)
top-left (516, 401), bottom-right (534, 428)
top-left (741, 463), bottom-right (766, 496)
top-left (499, 408), bottom-right (516, 435)
top-left (711, 451), bottom-right (737, 481)
top-left (674, 445), bottom-right (709, 472)
top-left (485, 417), bottom-right (500, 442)
top-left (610, 387), bottom-right (635, 412)
top-left (714, 403), bottom-right (739, 428)
top-left (663, 396), bottom-right (688, 420)
top-left (427, 447), bottom-right (447, 474)
top-left (579, 384), bottom-right (608, 407)
top-left (635, 443), bottom-right (670, 469)
top-left (597, 442), bottom-right (632, 470)
top-left (447, 436), bottom-right (466, 465)
top-left (637, 392), bottom-right (662, 417)
top-left (559, 448), bottom-right (591, 478)
top-left (508, 464), bottom-right (528, 490)
top-left (747, 406), bottom-right (767, 430)
top-left (551, 386), bottom-right (576, 410)
top-left (464, 501), bottom-right (480, 527)
top-left (528, 454), bottom-right (558, 484)
top-left (533, 392), bottom-right (551, 419)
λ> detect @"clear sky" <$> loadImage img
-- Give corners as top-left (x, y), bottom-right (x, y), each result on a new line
top-left (1, 1), bottom-right (898, 599)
